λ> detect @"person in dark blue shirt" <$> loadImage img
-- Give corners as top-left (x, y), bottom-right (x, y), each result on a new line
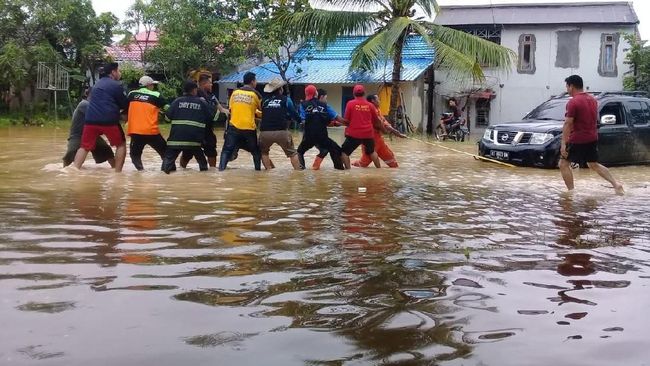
top-left (73, 62), bottom-right (129, 172)
top-left (296, 85), bottom-right (344, 170)
top-left (259, 78), bottom-right (301, 170)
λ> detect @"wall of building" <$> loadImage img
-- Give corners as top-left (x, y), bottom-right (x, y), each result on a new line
top-left (436, 24), bottom-right (635, 132)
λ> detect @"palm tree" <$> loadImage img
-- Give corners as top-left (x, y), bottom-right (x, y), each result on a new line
top-left (279, 0), bottom-right (516, 126)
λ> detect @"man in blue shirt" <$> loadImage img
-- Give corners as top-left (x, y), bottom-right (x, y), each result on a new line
top-left (73, 62), bottom-right (129, 172)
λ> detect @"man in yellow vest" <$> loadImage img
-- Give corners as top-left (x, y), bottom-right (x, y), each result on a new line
top-left (219, 72), bottom-right (262, 171)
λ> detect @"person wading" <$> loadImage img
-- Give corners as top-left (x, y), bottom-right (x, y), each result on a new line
top-left (126, 75), bottom-right (167, 171)
top-left (73, 62), bottom-right (128, 172)
top-left (352, 94), bottom-right (406, 168)
top-left (296, 85), bottom-right (345, 170)
top-left (161, 80), bottom-right (214, 174)
top-left (259, 78), bottom-right (301, 170)
top-left (62, 87), bottom-right (115, 168)
top-left (304, 88), bottom-right (346, 170)
top-left (219, 72), bottom-right (263, 171)
top-left (181, 73), bottom-right (228, 169)
top-left (341, 84), bottom-right (381, 169)
top-left (559, 74), bottom-right (624, 194)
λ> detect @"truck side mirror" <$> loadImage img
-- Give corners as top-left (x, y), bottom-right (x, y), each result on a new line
top-left (600, 114), bottom-right (617, 125)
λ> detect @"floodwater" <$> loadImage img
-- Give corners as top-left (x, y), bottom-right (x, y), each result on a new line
top-left (0, 127), bottom-right (649, 366)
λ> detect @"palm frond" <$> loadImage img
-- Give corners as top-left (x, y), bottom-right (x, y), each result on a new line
top-left (277, 9), bottom-right (381, 44)
top-left (413, 22), bottom-right (515, 81)
top-left (315, 0), bottom-right (385, 10)
top-left (349, 17), bottom-right (412, 70)
top-left (413, 0), bottom-right (439, 19)
top-left (350, 32), bottom-right (388, 70)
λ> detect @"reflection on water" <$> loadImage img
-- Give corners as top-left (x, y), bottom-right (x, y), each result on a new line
top-left (0, 128), bottom-right (649, 365)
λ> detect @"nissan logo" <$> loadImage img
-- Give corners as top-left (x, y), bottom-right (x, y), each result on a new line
top-left (500, 133), bottom-right (509, 142)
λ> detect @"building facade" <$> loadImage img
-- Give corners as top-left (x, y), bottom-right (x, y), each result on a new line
top-left (434, 2), bottom-right (639, 133)
top-left (218, 36), bottom-right (435, 131)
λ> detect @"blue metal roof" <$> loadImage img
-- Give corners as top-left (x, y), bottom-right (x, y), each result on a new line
top-left (219, 35), bottom-right (435, 84)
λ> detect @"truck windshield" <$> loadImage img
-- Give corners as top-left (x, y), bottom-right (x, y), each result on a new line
top-left (523, 99), bottom-right (568, 121)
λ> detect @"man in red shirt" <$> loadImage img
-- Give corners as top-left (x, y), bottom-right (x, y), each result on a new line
top-left (560, 75), bottom-right (624, 194)
top-left (352, 94), bottom-right (406, 168)
top-left (341, 85), bottom-right (381, 169)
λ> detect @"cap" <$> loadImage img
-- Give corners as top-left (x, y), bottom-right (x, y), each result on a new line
top-left (183, 80), bottom-right (198, 94)
top-left (305, 85), bottom-right (318, 100)
top-left (353, 84), bottom-right (365, 95)
top-left (139, 75), bottom-right (159, 87)
top-left (263, 78), bottom-right (286, 93)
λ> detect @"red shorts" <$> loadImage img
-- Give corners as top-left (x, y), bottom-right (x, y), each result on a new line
top-left (81, 124), bottom-right (125, 151)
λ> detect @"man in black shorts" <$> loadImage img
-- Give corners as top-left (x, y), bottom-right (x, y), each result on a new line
top-left (62, 88), bottom-right (115, 168)
top-left (180, 73), bottom-right (224, 168)
top-left (560, 75), bottom-right (624, 194)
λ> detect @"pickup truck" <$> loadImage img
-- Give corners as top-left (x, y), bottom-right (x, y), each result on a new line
top-left (477, 92), bottom-right (650, 168)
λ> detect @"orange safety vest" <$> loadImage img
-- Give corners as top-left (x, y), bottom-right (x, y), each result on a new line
top-left (127, 88), bottom-right (166, 135)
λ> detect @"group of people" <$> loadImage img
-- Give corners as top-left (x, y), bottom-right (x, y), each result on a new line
top-left (63, 62), bottom-right (406, 174)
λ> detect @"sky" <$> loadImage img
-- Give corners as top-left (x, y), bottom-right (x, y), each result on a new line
top-left (91, 0), bottom-right (649, 40)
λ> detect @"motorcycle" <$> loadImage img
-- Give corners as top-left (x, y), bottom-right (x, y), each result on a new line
top-left (435, 113), bottom-right (469, 142)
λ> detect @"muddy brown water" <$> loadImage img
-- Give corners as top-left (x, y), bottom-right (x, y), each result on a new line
top-left (0, 127), bottom-right (649, 366)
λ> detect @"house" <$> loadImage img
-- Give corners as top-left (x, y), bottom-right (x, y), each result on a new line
top-left (218, 36), bottom-right (436, 130)
top-left (434, 2), bottom-right (639, 132)
top-left (105, 31), bottom-right (159, 67)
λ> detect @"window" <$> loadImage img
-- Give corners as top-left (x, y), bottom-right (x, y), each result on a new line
top-left (455, 26), bottom-right (502, 44)
top-left (555, 30), bottom-right (581, 69)
top-left (599, 33), bottom-right (619, 77)
top-left (476, 99), bottom-right (490, 127)
top-left (518, 34), bottom-right (536, 74)
top-left (626, 101), bottom-right (647, 125)
top-left (599, 102), bottom-right (625, 125)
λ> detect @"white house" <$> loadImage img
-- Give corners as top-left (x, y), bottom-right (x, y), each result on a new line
top-left (434, 1), bottom-right (639, 133)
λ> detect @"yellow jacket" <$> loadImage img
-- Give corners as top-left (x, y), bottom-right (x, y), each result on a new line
top-left (228, 86), bottom-right (262, 130)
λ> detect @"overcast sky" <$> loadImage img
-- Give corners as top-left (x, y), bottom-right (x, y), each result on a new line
top-left (92, 0), bottom-right (649, 40)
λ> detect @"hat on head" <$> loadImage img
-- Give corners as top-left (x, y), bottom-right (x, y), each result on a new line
top-left (139, 75), bottom-right (159, 87)
top-left (305, 85), bottom-right (318, 100)
top-left (183, 80), bottom-right (198, 94)
top-left (264, 78), bottom-right (286, 93)
top-left (353, 84), bottom-right (365, 96)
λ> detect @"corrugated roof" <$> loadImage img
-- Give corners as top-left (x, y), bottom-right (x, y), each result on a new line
top-left (435, 2), bottom-right (639, 26)
top-left (219, 36), bottom-right (435, 84)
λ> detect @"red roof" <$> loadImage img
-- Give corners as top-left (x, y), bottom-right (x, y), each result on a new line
top-left (135, 30), bottom-right (158, 42)
top-left (106, 30), bottom-right (158, 63)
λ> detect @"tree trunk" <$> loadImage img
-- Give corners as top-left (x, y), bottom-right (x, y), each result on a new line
top-left (388, 31), bottom-right (407, 125)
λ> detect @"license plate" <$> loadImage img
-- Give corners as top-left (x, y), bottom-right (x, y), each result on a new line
top-left (490, 150), bottom-right (509, 160)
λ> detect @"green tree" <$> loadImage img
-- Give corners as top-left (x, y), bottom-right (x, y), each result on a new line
top-left (228, 0), bottom-right (311, 90)
top-left (143, 0), bottom-right (245, 81)
top-left (122, 0), bottom-right (158, 64)
top-left (623, 34), bottom-right (650, 93)
top-left (280, 0), bottom-right (515, 124)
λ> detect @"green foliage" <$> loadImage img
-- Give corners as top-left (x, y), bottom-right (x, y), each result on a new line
top-left (623, 33), bottom-right (650, 93)
top-left (0, 0), bottom-right (119, 110)
top-left (119, 63), bottom-right (147, 89)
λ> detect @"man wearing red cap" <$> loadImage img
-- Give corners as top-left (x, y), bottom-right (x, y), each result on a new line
top-left (341, 85), bottom-right (381, 169)
top-left (296, 85), bottom-right (344, 170)
top-left (352, 94), bottom-right (406, 168)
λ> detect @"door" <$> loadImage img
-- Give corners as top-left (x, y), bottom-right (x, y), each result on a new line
top-left (626, 100), bottom-right (650, 163)
top-left (597, 101), bottom-right (634, 164)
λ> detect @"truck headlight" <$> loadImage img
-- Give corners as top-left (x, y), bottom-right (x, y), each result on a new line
top-left (529, 133), bottom-right (554, 145)
top-left (483, 129), bottom-right (493, 140)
